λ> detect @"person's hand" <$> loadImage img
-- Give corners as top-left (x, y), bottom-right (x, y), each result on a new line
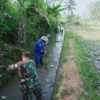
top-left (7, 65), bottom-right (15, 71)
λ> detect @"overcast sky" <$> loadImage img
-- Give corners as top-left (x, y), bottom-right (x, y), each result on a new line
top-left (12, 0), bottom-right (96, 18)
top-left (74, 0), bottom-right (96, 17)
top-left (52, 0), bottom-right (96, 18)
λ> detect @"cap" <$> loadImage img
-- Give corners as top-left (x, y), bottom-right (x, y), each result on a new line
top-left (41, 36), bottom-right (48, 42)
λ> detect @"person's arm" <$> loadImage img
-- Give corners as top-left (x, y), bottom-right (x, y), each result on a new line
top-left (0, 63), bottom-right (19, 71)
top-left (7, 61), bottom-right (23, 70)
top-left (39, 43), bottom-right (44, 54)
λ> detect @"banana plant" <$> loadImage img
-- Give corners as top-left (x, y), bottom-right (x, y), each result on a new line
top-left (46, 0), bottom-right (65, 16)
top-left (24, 0), bottom-right (51, 26)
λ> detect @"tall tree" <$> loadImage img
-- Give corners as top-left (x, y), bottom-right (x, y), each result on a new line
top-left (89, 0), bottom-right (100, 21)
top-left (64, 0), bottom-right (76, 17)
top-left (17, 0), bottom-right (26, 43)
top-left (17, 0), bottom-right (46, 43)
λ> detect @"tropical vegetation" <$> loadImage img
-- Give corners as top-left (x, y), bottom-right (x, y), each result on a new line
top-left (0, 0), bottom-right (64, 88)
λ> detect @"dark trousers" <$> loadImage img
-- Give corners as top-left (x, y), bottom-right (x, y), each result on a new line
top-left (34, 54), bottom-right (43, 65)
top-left (22, 88), bottom-right (43, 100)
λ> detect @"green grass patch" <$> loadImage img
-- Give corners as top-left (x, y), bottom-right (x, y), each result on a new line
top-left (52, 32), bottom-right (69, 100)
top-left (70, 31), bottom-right (100, 100)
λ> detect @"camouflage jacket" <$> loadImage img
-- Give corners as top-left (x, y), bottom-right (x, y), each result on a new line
top-left (9, 59), bottom-right (41, 91)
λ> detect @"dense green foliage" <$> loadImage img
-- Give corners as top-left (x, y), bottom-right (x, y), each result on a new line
top-left (0, 0), bottom-right (63, 88)
top-left (0, 0), bottom-right (58, 44)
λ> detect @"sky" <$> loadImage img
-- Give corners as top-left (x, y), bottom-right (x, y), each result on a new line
top-left (74, 0), bottom-right (96, 17)
top-left (47, 0), bottom-right (96, 18)
top-left (12, 0), bottom-right (96, 18)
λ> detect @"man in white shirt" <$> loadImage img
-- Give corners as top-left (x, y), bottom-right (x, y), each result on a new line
top-left (45, 34), bottom-right (50, 45)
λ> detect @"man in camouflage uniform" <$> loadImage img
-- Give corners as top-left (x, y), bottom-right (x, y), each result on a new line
top-left (0, 52), bottom-right (43, 100)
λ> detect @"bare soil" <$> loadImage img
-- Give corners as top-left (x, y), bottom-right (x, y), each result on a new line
top-left (63, 39), bottom-right (83, 100)
top-left (69, 25), bottom-right (100, 40)
top-left (57, 39), bottom-right (83, 100)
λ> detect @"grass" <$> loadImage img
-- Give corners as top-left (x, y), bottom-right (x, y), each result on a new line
top-left (69, 25), bottom-right (100, 40)
top-left (51, 32), bottom-right (69, 100)
top-left (52, 29), bottom-right (100, 100)
top-left (70, 31), bottom-right (100, 100)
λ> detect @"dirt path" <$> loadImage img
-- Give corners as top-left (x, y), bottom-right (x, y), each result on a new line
top-left (63, 39), bottom-right (83, 100)
top-left (68, 25), bottom-right (100, 93)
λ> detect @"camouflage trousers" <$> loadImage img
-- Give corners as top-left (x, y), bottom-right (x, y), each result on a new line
top-left (22, 88), bottom-right (43, 100)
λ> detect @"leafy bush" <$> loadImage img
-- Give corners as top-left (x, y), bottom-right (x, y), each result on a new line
top-left (0, 0), bottom-right (61, 88)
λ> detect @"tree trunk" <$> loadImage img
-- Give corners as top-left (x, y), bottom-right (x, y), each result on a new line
top-left (18, 16), bottom-right (26, 43)
top-left (18, 0), bottom-right (26, 43)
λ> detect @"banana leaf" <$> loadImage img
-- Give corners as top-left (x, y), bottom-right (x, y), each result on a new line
top-left (0, 22), bottom-right (10, 30)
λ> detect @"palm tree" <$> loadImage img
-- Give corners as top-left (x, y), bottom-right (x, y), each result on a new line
top-left (89, 1), bottom-right (100, 21)
top-left (64, 0), bottom-right (76, 17)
